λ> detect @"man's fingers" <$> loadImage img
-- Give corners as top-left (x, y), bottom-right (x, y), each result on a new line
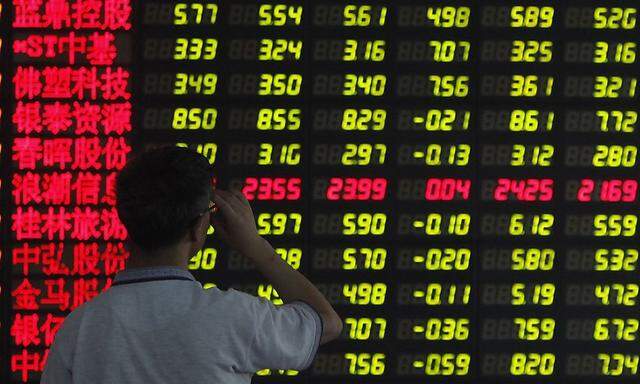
top-left (219, 189), bottom-right (245, 213)
top-left (230, 189), bottom-right (251, 207)
top-left (212, 191), bottom-right (238, 220)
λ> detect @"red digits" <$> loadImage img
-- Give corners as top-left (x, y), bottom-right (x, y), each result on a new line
top-left (494, 178), bottom-right (510, 201)
top-left (425, 178), bottom-right (471, 201)
top-left (343, 178), bottom-right (358, 200)
top-left (577, 179), bottom-right (594, 202)
top-left (494, 178), bottom-right (554, 202)
top-left (242, 177), bottom-right (301, 201)
top-left (578, 179), bottom-right (637, 202)
top-left (621, 180), bottom-right (638, 202)
top-left (538, 179), bottom-right (554, 201)
top-left (600, 179), bottom-right (637, 202)
top-left (326, 177), bottom-right (387, 201)
top-left (243, 177), bottom-right (258, 200)
top-left (326, 178), bottom-right (343, 201)
top-left (257, 177), bottom-right (274, 199)
top-left (601, 180), bottom-right (622, 202)
top-left (358, 178), bottom-right (372, 200)
top-left (371, 178), bottom-right (387, 200)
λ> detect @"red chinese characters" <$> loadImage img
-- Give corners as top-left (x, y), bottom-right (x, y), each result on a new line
top-left (13, 32), bottom-right (117, 65)
top-left (13, 66), bottom-right (131, 100)
top-left (13, 101), bottom-right (131, 135)
top-left (13, 0), bottom-right (131, 30)
top-left (10, 0), bottom-right (132, 380)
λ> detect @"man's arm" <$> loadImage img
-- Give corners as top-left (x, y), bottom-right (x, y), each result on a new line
top-left (212, 189), bottom-right (343, 344)
top-left (244, 236), bottom-right (342, 344)
top-left (41, 347), bottom-right (72, 383)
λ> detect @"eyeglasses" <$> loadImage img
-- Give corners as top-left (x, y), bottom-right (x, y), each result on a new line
top-left (188, 177), bottom-right (219, 227)
top-left (199, 200), bottom-right (218, 220)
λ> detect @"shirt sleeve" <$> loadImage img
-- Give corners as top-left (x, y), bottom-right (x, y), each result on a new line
top-left (40, 347), bottom-right (72, 384)
top-left (234, 291), bottom-right (323, 372)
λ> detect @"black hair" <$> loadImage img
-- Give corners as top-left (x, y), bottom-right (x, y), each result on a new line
top-left (115, 145), bottom-right (213, 252)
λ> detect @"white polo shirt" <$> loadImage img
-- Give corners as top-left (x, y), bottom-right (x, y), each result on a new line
top-left (40, 265), bottom-right (323, 383)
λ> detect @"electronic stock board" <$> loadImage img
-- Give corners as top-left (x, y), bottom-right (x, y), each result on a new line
top-left (1, 1), bottom-right (639, 383)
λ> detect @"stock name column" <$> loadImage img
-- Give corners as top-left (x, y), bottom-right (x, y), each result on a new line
top-left (477, 2), bottom-right (560, 382)
top-left (1, 2), bottom-right (7, 380)
top-left (8, 0), bottom-right (132, 382)
top-left (308, 1), bottom-right (391, 382)
top-left (394, 2), bottom-right (474, 381)
top-left (561, 3), bottom-right (639, 381)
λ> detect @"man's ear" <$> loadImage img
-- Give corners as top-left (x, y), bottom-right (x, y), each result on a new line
top-left (187, 217), bottom-right (206, 243)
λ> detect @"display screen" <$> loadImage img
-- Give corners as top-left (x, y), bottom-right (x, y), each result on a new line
top-left (1, 1), bottom-right (639, 382)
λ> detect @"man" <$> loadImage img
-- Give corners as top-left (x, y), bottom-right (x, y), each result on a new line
top-left (41, 145), bottom-right (343, 383)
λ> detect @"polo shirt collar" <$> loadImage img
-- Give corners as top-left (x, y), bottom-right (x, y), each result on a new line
top-left (113, 265), bottom-right (196, 285)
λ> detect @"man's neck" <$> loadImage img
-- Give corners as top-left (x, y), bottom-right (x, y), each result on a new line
top-left (126, 243), bottom-right (189, 270)
top-left (126, 255), bottom-right (187, 270)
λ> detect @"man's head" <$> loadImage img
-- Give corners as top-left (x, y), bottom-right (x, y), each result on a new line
top-left (115, 145), bottom-right (214, 264)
